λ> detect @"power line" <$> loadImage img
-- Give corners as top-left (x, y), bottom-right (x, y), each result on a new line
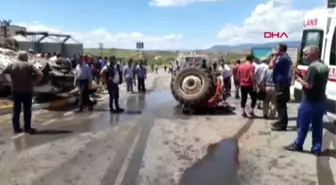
top-left (0, 19), bottom-right (12, 39)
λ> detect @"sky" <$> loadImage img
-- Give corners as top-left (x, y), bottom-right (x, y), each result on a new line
top-left (2, 0), bottom-right (325, 49)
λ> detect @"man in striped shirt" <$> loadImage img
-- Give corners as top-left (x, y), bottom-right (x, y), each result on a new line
top-left (260, 59), bottom-right (276, 119)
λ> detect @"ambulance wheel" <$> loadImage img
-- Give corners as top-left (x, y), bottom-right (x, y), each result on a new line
top-left (171, 67), bottom-right (215, 106)
top-left (293, 88), bottom-right (301, 102)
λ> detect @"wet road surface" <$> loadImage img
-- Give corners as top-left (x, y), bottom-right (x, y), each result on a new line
top-left (0, 74), bottom-right (335, 185)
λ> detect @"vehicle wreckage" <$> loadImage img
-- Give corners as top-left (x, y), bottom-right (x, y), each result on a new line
top-left (0, 46), bottom-right (77, 96)
top-left (170, 53), bottom-right (234, 114)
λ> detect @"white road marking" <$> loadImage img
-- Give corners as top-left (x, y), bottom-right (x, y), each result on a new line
top-left (88, 113), bottom-right (99, 119)
top-left (41, 119), bottom-right (56, 126)
top-left (63, 111), bottom-right (74, 116)
top-left (11, 133), bottom-right (24, 139)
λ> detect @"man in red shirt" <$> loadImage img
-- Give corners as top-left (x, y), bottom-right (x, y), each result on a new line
top-left (238, 55), bottom-right (257, 117)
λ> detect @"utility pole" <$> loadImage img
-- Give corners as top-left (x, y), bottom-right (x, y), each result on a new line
top-left (98, 42), bottom-right (103, 56)
top-left (0, 19), bottom-right (11, 39)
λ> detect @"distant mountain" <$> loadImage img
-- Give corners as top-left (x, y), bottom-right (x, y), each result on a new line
top-left (204, 41), bottom-right (300, 52)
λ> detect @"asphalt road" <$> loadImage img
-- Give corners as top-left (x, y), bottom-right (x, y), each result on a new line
top-left (0, 71), bottom-right (335, 185)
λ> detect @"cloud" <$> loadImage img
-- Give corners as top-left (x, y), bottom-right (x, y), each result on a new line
top-left (216, 0), bottom-right (323, 45)
top-left (17, 21), bottom-right (183, 49)
top-left (149, 0), bottom-right (223, 7)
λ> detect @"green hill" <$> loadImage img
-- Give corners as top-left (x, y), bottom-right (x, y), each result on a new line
top-left (84, 48), bottom-right (249, 65)
top-left (84, 48), bottom-right (178, 65)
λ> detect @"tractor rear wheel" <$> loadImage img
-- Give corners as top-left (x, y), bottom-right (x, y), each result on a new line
top-left (171, 67), bottom-right (215, 106)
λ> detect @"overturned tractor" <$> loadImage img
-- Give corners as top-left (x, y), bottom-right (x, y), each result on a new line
top-left (170, 53), bottom-right (223, 113)
top-left (170, 53), bottom-right (235, 114)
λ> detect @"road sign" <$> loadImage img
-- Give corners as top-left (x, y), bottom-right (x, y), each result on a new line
top-left (136, 42), bottom-right (144, 49)
top-left (328, 0), bottom-right (336, 8)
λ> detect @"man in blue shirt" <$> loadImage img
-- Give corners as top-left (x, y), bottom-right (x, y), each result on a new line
top-left (269, 43), bottom-right (292, 131)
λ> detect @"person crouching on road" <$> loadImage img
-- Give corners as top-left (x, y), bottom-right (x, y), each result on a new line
top-left (74, 55), bottom-right (95, 112)
top-left (1, 51), bottom-right (43, 134)
top-left (268, 43), bottom-right (292, 131)
top-left (284, 46), bottom-right (329, 155)
top-left (100, 56), bottom-right (124, 113)
top-left (136, 61), bottom-right (147, 93)
top-left (238, 55), bottom-right (257, 117)
top-left (124, 58), bottom-right (135, 93)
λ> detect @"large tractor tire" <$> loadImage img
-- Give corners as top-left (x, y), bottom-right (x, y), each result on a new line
top-left (171, 67), bottom-right (215, 106)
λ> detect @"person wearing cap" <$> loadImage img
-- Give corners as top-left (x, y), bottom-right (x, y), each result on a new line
top-left (74, 54), bottom-right (94, 112)
top-left (1, 51), bottom-right (43, 134)
top-left (100, 56), bottom-right (124, 113)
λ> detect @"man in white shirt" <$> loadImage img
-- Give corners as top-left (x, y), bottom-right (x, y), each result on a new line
top-left (254, 58), bottom-right (268, 109)
top-left (124, 59), bottom-right (135, 93)
top-left (220, 60), bottom-right (232, 97)
top-left (100, 56), bottom-right (124, 113)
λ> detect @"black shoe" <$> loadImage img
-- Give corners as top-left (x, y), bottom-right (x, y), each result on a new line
top-left (271, 126), bottom-right (287, 131)
top-left (75, 109), bottom-right (83, 113)
top-left (115, 108), bottom-right (125, 113)
top-left (263, 114), bottom-right (268, 119)
top-left (110, 108), bottom-right (116, 113)
top-left (249, 111), bottom-right (255, 117)
top-left (242, 112), bottom-right (248, 117)
top-left (310, 150), bottom-right (321, 156)
top-left (13, 128), bottom-right (23, 134)
top-left (24, 128), bottom-right (38, 134)
top-left (284, 143), bottom-right (303, 152)
top-left (88, 105), bottom-right (93, 111)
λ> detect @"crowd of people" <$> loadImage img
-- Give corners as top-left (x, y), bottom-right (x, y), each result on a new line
top-left (1, 51), bottom-right (158, 134)
top-left (2, 44), bottom-right (331, 156)
top-left (220, 43), bottom-right (329, 156)
top-left (73, 55), bottom-right (152, 113)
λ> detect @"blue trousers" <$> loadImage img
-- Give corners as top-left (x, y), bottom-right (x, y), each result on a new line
top-left (125, 77), bottom-right (133, 92)
top-left (295, 100), bottom-right (325, 152)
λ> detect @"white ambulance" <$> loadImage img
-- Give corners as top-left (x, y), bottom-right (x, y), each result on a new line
top-left (294, 9), bottom-right (329, 101)
top-left (295, 6), bottom-right (336, 121)
top-left (323, 8), bottom-right (336, 121)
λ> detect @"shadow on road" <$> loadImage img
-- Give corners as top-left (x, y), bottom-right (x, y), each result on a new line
top-left (316, 122), bottom-right (336, 185)
top-left (34, 129), bottom-right (73, 135)
top-left (179, 119), bottom-right (254, 185)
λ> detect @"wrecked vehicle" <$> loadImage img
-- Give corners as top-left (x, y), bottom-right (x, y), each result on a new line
top-left (0, 46), bottom-right (76, 96)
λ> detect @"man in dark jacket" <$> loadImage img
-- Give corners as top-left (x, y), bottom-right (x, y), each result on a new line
top-left (1, 51), bottom-right (43, 134)
top-left (135, 60), bottom-right (147, 93)
top-left (100, 56), bottom-right (124, 113)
